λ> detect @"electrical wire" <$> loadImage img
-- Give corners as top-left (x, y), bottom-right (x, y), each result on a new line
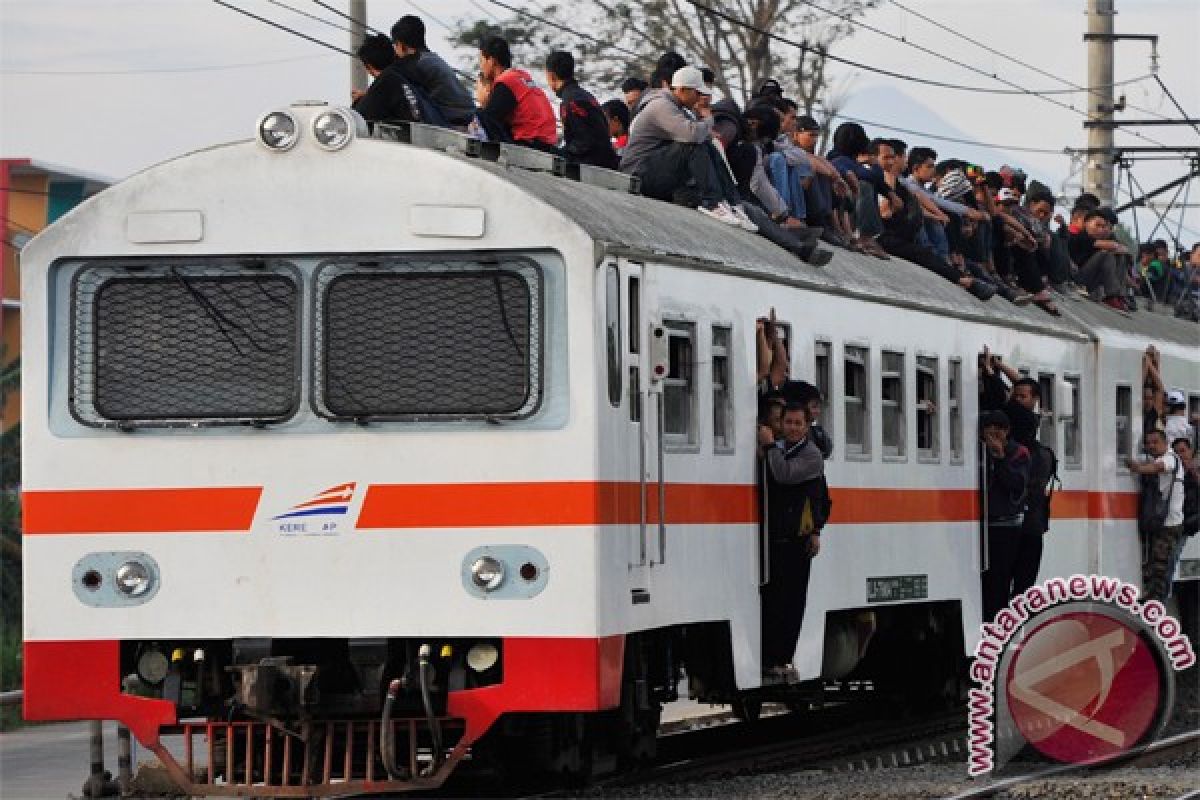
top-left (1, 53), bottom-right (335, 76)
top-left (267, 0), bottom-right (357, 35)
top-left (884, 0), bottom-right (1170, 120)
top-left (211, 0), bottom-right (354, 55)
top-left (310, 0), bottom-right (382, 35)
top-left (819, 109), bottom-right (1066, 155)
top-left (685, 0), bottom-right (1168, 149)
top-left (1153, 74), bottom-right (1200, 140)
top-left (406, 0), bottom-right (455, 33)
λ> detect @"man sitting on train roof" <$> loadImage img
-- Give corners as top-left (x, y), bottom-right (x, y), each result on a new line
top-left (1067, 209), bottom-right (1131, 310)
top-left (544, 51), bottom-right (619, 170)
top-left (350, 34), bottom-right (429, 128)
top-left (390, 16), bottom-right (477, 126)
top-left (602, 100), bottom-right (631, 156)
top-left (619, 66), bottom-right (758, 230)
top-left (474, 36), bottom-right (559, 152)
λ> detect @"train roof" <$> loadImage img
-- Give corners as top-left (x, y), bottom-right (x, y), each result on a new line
top-left (446, 139), bottom-right (1197, 350)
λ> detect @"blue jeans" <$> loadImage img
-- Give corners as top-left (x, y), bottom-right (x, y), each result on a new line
top-left (765, 152), bottom-right (808, 220)
top-left (856, 183), bottom-right (883, 239)
top-left (922, 220), bottom-right (950, 262)
top-left (806, 173), bottom-right (834, 221)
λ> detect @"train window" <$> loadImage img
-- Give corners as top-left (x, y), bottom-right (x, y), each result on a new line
top-left (712, 326), bottom-right (733, 452)
top-left (605, 265), bottom-right (621, 407)
top-left (776, 322), bottom-right (792, 374)
top-left (1063, 375), bottom-right (1082, 467)
top-left (628, 276), bottom-right (640, 354)
top-left (1115, 384), bottom-right (1132, 465)
top-left (949, 358), bottom-right (963, 462)
top-left (313, 258), bottom-right (543, 421)
top-left (814, 341), bottom-right (832, 442)
top-left (882, 351), bottom-right (905, 458)
top-left (663, 321), bottom-right (695, 444)
top-left (70, 263), bottom-right (301, 427)
top-left (917, 356), bottom-right (939, 460)
top-left (844, 345), bottom-right (870, 457)
top-left (1038, 373), bottom-right (1056, 447)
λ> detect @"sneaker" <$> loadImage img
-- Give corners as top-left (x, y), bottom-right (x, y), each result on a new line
top-left (726, 202), bottom-right (759, 232)
top-left (968, 279), bottom-right (997, 302)
top-left (697, 204), bottom-right (740, 226)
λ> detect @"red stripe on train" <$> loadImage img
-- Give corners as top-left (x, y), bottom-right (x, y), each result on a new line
top-left (22, 487), bottom-right (262, 534)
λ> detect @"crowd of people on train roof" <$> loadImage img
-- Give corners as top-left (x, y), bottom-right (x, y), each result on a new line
top-left (350, 15), bottom-right (1200, 321)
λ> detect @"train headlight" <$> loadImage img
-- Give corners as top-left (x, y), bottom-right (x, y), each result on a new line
top-left (136, 647), bottom-right (170, 686)
top-left (470, 556), bottom-right (506, 592)
top-left (312, 108), bottom-right (358, 151)
top-left (257, 110), bottom-right (299, 151)
top-left (115, 560), bottom-right (154, 597)
top-left (466, 643), bottom-right (500, 672)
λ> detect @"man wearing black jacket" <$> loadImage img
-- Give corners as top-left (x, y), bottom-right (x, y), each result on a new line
top-left (544, 51), bottom-right (619, 170)
top-left (980, 410), bottom-right (1032, 620)
top-left (390, 15), bottom-right (476, 126)
top-left (758, 404), bottom-right (830, 677)
top-left (351, 33), bottom-right (418, 126)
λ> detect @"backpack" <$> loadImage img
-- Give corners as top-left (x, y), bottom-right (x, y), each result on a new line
top-left (1138, 453), bottom-right (1181, 536)
top-left (1026, 441), bottom-right (1059, 533)
top-left (1182, 468), bottom-right (1199, 538)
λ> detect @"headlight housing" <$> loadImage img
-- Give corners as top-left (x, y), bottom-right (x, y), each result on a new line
top-left (470, 556), bottom-right (506, 592)
top-left (257, 110), bottom-right (299, 151)
top-left (115, 559), bottom-right (153, 596)
top-left (312, 108), bottom-right (358, 151)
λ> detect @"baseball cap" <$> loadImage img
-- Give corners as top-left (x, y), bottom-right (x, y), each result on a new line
top-left (795, 114), bottom-right (820, 132)
top-left (756, 78), bottom-right (783, 97)
top-left (1166, 389), bottom-right (1186, 407)
top-left (671, 66), bottom-right (709, 94)
top-left (997, 188), bottom-right (1019, 203)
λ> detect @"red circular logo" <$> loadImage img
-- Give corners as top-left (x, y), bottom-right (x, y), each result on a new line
top-left (1004, 610), bottom-right (1163, 764)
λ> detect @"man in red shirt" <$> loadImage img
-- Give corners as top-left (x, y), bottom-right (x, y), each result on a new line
top-left (476, 36), bottom-right (558, 152)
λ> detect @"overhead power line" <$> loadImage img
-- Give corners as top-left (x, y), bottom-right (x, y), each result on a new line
top-left (883, 0), bottom-right (1171, 120)
top-left (1, 53), bottom-right (334, 76)
top-left (1153, 74), bottom-right (1200, 140)
top-left (310, 0), bottom-right (381, 35)
top-left (211, 0), bottom-right (354, 55)
top-left (267, 0), bottom-right (358, 35)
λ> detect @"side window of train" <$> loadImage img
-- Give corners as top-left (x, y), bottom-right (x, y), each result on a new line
top-left (662, 320), bottom-right (696, 447)
top-left (845, 345), bottom-right (870, 458)
top-left (711, 326), bottom-right (733, 453)
top-left (1115, 384), bottom-right (1132, 468)
top-left (882, 351), bottom-right (906, 459)
top-left (1063, 375), bottom-right (1082, 468)
top-left (776, 322), bottom-right (793, 377)
top-left (917, 356), bottom-right (939, 461)
top-left (814, 340), bottom-right (833, 443)
top-left (628, 276), bottom-right (641, 423)
top-left (949, 358), bottom-right (963, 463)
top-left (1037, 373), bottom-right (1056, 447)
top-left (605, 264), bottom-right (621, 407)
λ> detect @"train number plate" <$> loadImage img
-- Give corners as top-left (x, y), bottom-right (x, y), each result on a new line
top-left (867, 574), bottom-right (929, 603)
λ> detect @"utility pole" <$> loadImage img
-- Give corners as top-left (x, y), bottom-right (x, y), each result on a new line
top-left (1084, 0), bottom-right (1115, 206)
top-left (350, 0), bottom-right (368, 94)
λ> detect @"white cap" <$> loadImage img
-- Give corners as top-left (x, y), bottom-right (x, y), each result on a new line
top-left (1166, 389), bottom-right (1186, 406)
top-left (671, 66), bottom-right (710, 94)
top-left (996, 188), bottom-right (1019, 202)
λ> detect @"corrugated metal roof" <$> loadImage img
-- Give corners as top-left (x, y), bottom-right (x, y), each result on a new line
top-left (466, 156), bottom-right (1197, 347)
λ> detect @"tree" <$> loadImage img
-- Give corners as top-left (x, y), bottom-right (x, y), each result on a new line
top-left (452, 0), bottom-right (878, 120)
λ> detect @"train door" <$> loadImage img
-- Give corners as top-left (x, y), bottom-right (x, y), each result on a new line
top-left (614, 258), bottom-right (664, 572)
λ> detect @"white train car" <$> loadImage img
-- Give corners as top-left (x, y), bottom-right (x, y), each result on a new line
top-left (20, 103), bottom-right (1199, 796)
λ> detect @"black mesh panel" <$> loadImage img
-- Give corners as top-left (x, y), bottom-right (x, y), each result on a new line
top-left (321, 270), bottom-right (535, 418)
top-left (87, 273), bottom-right (298, 421)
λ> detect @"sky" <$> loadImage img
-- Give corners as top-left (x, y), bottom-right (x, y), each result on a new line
top-left (2, 0), bottom-right (1198, 242)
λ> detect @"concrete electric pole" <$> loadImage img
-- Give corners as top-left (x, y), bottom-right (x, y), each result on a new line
top-left (350, 0), bottom-right (368, 94)
top-left (1084, 0), bottom-right (1115, 206)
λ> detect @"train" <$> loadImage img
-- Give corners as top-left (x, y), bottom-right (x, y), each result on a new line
top-left (20, 101), bottom-right (1199, 796)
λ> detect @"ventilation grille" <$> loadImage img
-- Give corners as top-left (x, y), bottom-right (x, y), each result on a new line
top-left (71, 263), bottom-right (301, 428)
top-left (312, 258), bottom-right (543, 421)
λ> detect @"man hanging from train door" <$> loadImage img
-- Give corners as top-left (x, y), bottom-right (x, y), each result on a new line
top-left (979, 348), bottom-right (1057, 597)
top-left (979, 410), bottom-right (1032, 621)
top-left (757, 403), bottom-right (832, 679)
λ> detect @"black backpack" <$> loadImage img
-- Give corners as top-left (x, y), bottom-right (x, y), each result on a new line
top-left (1183, 468), bottom-right (1199, 538)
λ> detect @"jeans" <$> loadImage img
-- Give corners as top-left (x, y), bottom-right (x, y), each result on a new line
top-left (921, 219), bottom-right (951, 262)
top-left (856, 183), bottom-right (884, 238)
top-left (636, 141), bottom-right (723, 208)
top-left (1077, 250), bottom-right (1125, 299)
top-left (764, 152), bottom-right (808, 220)
top-left (805, 173), bottom-right (834, 224)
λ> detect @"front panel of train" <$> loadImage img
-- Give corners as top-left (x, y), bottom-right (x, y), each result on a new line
top-left (20, 104), bottom-right (616, 795)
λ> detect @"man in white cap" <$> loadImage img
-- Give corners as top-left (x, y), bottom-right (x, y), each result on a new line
top-left (1164, 389), bottom-right (1194, 445)
top-left (619, 65), bottom-right (756, 230)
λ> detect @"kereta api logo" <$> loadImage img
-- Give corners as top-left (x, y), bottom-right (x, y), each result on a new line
top-left (967, 575), bottom-right (1194, 776)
